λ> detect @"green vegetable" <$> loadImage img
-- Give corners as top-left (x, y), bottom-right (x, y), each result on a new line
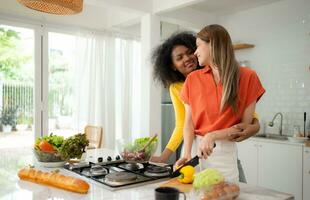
top-left (35, 133), bottom-right (64, 150)
top-left (125, 137), bottom-right (157, 152)
top-left (193, 168), bottom-right (224, 191)
top-left (35, 133), bottom-right (89, 161)
top-left (59, 133), bottom-right (89, 160)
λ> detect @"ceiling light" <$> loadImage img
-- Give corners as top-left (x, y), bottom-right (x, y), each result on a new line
top-left (17, 0), bottom-right (83, 15)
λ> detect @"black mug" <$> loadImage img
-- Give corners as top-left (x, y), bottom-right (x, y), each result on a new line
top-left (155, 187), bottom-right (186, 200)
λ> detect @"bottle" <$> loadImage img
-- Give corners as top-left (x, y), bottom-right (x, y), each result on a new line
top-left (293, 125), bottom-right (301, 137)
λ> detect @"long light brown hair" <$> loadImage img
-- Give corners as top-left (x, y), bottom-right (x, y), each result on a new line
top-left (197, 24), bottom-right (239, 112)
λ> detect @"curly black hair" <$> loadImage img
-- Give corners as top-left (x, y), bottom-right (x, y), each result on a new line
top-left (152, 31), bottom-right (197, 88)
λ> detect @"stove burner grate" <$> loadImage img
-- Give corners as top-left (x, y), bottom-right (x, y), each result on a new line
top-left (105, 172), bottom-right (138, 183)
top-left (143, 165), bottom-right (171, 177)
top-left (64, 159), bottom-right (172, 190)
top-left (118, 163), bottom-right (143, 171)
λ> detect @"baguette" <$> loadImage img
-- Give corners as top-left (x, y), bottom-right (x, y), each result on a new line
top-left (18, 167), bottom-right (89, 194)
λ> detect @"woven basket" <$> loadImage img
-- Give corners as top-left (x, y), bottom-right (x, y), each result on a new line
top-left (17, 0), bottom-right (83, 15)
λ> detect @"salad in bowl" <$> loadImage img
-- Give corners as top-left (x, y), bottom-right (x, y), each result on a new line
top-left (34, 133), bottom-right (89, 166)
top-left (117, 136), bottom-right (158, 163)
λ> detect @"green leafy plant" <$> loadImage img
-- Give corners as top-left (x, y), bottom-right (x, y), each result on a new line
top-left (0, 27), bottom-right (32, 81)
top-left (0, 107), bottom-right (18, 126)
top-left (59, 133), bottom-right (89, 160)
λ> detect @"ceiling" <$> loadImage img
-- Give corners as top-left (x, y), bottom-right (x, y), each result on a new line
top-left (0, 0), bottom-right (285, 36)
top-left (189, 0), bottom-right (283, 15)
top-left (0, 0), bottom-right (140, 32)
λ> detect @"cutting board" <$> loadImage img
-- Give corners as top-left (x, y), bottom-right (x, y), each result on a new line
top-left (159, 178), bottom-right (193, 193)
top-left (306, 140), bottom-right (310, 147)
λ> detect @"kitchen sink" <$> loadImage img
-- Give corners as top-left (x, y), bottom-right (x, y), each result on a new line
top-left (254, 134), bottom-right (288, 140)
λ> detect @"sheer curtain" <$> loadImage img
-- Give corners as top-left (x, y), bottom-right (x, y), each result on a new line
top-left (73, 32), bottom-right (141, 149)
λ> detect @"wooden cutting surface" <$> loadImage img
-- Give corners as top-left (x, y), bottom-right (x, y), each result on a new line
top-left (306, 140), bottom-right (310, 147)
top-left (159, 178), bottom-right (193, 193)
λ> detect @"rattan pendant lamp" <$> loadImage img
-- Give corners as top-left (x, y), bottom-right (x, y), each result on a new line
top-left (17, 0), bottom-right (83, 15)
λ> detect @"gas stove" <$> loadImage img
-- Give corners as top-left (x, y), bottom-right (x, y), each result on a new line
top-left (64, 151), bottom-right (173, 190)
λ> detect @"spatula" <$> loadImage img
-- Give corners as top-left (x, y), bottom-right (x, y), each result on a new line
top-left (138, 134), bottom-right (158, 153)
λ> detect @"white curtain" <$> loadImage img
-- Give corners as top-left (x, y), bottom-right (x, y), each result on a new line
top-left (73, 32), bottom-right (141, 149)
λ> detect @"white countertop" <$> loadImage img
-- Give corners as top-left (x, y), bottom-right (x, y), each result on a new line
top-left (0, 148), bottom-right (294, 200)
top-left (251, 135), bottom-right (309, 146)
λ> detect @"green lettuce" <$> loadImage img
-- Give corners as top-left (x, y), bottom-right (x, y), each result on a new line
top-left (193, 168), bottom-right (224, 191)
top-left (35, 133), bottom-right (64, 149)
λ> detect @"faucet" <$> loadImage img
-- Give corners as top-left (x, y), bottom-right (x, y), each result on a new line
top-left (268, 112), bottom-right (283, 136)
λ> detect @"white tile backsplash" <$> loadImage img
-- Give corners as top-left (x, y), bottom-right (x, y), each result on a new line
top-left (219, 0), bottom-right (310, 136)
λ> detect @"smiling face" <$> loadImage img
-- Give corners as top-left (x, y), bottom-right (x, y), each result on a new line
top-left (171, 45), bottom-right (198, 77)
top-left (194, 37), bottom-right (212, 67)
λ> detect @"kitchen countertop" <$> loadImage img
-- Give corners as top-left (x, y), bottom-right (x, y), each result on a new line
top-left (0, 147), bottom-right (294, 200)
top-left (251, 135), bottom-right (309, 146)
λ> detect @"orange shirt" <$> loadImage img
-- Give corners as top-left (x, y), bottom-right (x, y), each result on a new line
top-left (181, 66), bottom-right (265, 136)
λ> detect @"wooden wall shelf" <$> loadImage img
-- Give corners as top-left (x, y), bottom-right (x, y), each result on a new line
top-left (233, 43), bottom-right (255, 50)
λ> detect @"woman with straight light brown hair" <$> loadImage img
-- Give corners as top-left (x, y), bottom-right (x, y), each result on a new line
top-left (176, 24), bottom-right (265, 182)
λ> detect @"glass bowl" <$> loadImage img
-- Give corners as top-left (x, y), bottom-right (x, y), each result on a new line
top-left (117, 137), bottom-right (158, 163)
top-left (33, 149), bottom-right (65, 162)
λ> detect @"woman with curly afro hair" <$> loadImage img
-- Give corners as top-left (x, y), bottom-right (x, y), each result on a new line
top-left (151, 31), bottom-right (199, 163)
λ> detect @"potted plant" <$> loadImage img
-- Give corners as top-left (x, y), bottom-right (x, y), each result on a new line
top-left (1, 107), bottom-right (18, 132)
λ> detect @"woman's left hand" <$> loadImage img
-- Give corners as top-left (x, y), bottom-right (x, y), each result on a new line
top-left (150, 156), bottom-right (164, 163)
top-left (198, 134), bottom-right (215, 159)
top-left (229, 122), bottom-right (260, 142)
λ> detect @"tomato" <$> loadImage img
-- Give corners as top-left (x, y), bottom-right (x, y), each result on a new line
top-left (39, 140), bottom-right (55, 153)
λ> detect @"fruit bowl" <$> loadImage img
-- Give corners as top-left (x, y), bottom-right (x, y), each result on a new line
top-left (117, 137), bottom-right (158, 163)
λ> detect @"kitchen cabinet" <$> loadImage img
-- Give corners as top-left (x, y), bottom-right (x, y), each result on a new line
top-left (237, 139), bottom-right (303, 200)
top-left (303, 147), bottom-right (310, 200)
top-left (237, 140), bottom-right (258, 185)
top-left (258, 141), bottom-right (302, 200)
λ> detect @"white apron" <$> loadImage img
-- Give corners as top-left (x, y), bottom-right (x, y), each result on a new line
top-left (182, 136), bottom-right (239, 183)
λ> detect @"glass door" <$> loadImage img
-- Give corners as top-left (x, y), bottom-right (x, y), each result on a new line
top-left (0, 24), bottom-right (35, 148)
top-left (48, 32), bottom-right (76, 138)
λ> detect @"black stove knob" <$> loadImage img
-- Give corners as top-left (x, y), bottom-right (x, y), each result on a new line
top-left (115, 155), bottom-right (120, 160)
top-left (107, 156), bottom-right (112, 161)
top-left (97, 157), bottom-right (103, 162)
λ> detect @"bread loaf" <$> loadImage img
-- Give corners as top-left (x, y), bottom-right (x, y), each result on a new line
top-left (18, 168), bottom-right (89, 194)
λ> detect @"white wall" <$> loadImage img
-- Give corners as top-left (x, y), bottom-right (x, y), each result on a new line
top-left (218, 0), bottom-right (310, 136)
top-left (140, 14), bottom-right (162, 153)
